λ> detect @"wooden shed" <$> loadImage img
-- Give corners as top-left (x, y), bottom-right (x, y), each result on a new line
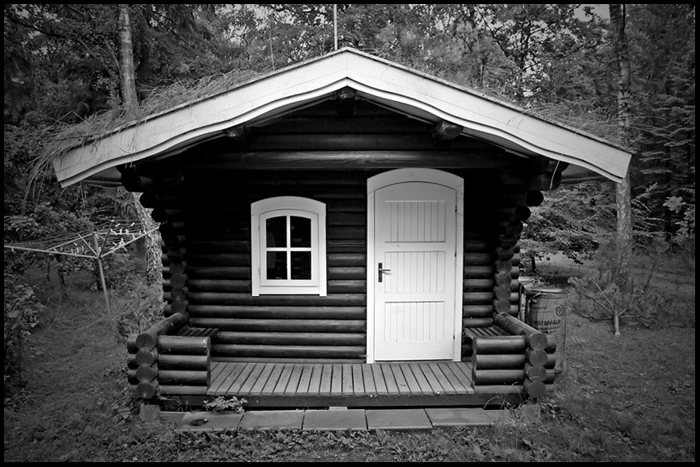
top-left (53, 48), bottom-right (632, 408)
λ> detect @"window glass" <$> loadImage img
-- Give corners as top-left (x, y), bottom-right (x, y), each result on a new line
top-left (266, 251), bottom-right (287, 280)
top-left (290, 216), bottom-right (311, 247)
top-left (291, 251), bottom-right (312, 280)
top-left (266, 217), bottom-right (286, 247)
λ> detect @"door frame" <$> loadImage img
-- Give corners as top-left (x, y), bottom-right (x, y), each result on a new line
top-left (366, 169), bottom-right (464, 363)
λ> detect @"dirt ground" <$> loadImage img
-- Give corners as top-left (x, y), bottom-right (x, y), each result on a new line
top-left (4, 256), bottom-right (696, 462)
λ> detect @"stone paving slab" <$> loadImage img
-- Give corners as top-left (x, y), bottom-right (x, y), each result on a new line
top-left (365, 409), bottom-right (432, 430)
top-left (238, 410), bottom-right (305, 430)
top-left (177, 412), bottom-right (243, 432)
top-left (425, 408), bottom-right (509, 427)
top-left (303, 409), bottom-right (367, 431)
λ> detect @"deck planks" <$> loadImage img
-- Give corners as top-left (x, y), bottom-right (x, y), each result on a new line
top-left (207, 361), bottom-right (476, 399)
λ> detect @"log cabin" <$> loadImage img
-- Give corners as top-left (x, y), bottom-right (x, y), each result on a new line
top-left (51, 48), bottom-right (632, 409)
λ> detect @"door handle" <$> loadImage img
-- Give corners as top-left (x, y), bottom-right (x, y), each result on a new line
top-left (378, 262), bottom-right (391, 282)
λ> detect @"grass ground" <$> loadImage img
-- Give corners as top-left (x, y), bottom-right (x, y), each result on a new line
top-left (4, 253), bottom-right (695, 462)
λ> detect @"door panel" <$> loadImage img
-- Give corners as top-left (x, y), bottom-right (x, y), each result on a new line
top-left (374, 182), bottom-right (456, 361)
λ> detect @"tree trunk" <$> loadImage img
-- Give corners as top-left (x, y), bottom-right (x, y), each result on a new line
top-left (118, 5), bottom-right (161, 287)
top-left (610, 4), bottom-right (633, 287)
top-left (118, 4), bottom-right (138, 113)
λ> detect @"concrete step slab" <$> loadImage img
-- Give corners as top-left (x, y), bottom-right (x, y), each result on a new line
top-left (177, 411), bottom-right (243, 432)
top-left (425, 408), bottom-right (510, 427)
top-left (365, 409), bottom-right (432, 430)
top-left (238, 410), bottom-right (304, 430)
top-left (303, 409), bottom-right (367, 431)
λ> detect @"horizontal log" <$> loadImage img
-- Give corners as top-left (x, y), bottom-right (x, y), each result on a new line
top-left (170, 273), bottom-right (188, 289)
top-left (136, 313), bottom-right (189, 350)
top-left (187, 240), bottom-right (249, 254)
top-left (462, 318), bottom-right (493, 328)
top-left (159, 370), bottom-right (210, 386)
top-left (188, 279), bottom-right (250, 293)
top-left (170, 300), bottom-right (189, 316)
top-left (192, 149), bottom-right (513, 169)
top-left (158, 335), bottom-right (211, 356)
top-left (166, 248), bottom-right (187, 262)
top-left (472, 336), bottom-right (527, 355)
top-left (170, 286), bottom-right (189, 302)
top-left (473, 353), bottom-right (525, 370)
top-left (525, 348), bottom-right (549, 366)
top-left (524, 363), bottom-right (547, 381)
top-left (187, 305), bottom-right (366, 320)
top-left (151, 208), bottom-right (184, 223)
top-left (544, 369), bottom-right (557, 384)
top-left (493, 312), bottom-right (548, 349)
top-left (211, 344), bottom-right (365, 359)
top-left (216, 331), bottom-right (366, 346)
top-left (523, 378), bottom-right (547, 398)
top-left (499, 190), bottom-right (544, 207)
top-left (463, 252), bottom-right (494, 264)
top-left (189, 318), bottom-right (366, 333)
top-left (496, 234), bottom-right (519, 249)
top-left (135, 365), bottom-right (158, 383)
top-left (463, 292), bottom-right (494, 304)
top-left (185, 254), bottom-right (250, 266)
top-left (186, 266), bottom-right (249, 279)
top-left (472, 369), bottom-right (524, 385)
top-left (496, 247), bottom-right (516, 261)
top-left (135, 349), bottom-right (158, 366)
top-left (529, 172), bottom-right (561, 191)
top-left (463, 304), bottom-right (494, 318)
top-left (328, 253), bottom-right (367, 267)
top-left (463, 239), bottom-right (491, 252)
top-left (464, 265), bottom-right (496, 278)
top-left (186, 293), bottom-right (366, 307)
top-left (162, 234), bottom-right (186, 249)
top-left (136, 380), bottom-right (158, 399)
top-left (158, 385), bottom-right (209, 395)
top-left (126, 335), bottom-right (138, 354)
top-left (327, 280), bottom-right (366, 293)
top-left (493, 285), bottom-right (512, 301)
top-left (328, 267), bottom-right (366, 280)
top-left (157, 354), bottom-right (210, 371)
top-left (463, 278), bottom-right (494, 290)
top-left (126, 353), bottom-right (138, 370)
top-left (121, 171), bottom-right (154, 192)
top-left (493, 299), bottom-right (511, 314)
top-left (496, 221), bottom-right (523, 236)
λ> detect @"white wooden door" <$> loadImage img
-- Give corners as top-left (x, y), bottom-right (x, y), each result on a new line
top-left (373, 181), bottom-right (457, 361)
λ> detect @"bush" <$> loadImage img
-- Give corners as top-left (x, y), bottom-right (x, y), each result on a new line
top-left (567, 242), bottom-right (677, 333)
top-left (4, 273), bottom-right (45, 396)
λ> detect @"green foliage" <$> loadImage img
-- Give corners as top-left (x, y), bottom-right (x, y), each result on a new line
top-left (3, 272), bottom-right (45, 395)
top-left (521, 182), bottom-right (616, 264)
top-left (202, 396), bottom-right (248, 414)
top-left (567, 241), bottom-right (677, 332)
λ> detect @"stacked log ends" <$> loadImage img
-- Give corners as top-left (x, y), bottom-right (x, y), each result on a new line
top-left (128, 313), bottom-right (190, 399)
top-left (471, 335), bottom-right (527, 386)
top-left (491, 311), bottom-right (549, 400)
top-left (135, 313), bottom-right (189, 350)
top-left (156, 335), bottom-right (212, 387)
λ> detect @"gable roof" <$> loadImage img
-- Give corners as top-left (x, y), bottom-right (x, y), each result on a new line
top-left (52, 47), bottom-right (632, 187)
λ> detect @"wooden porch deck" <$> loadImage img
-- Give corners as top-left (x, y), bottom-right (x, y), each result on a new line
top-left (196, 361), bottom-right (522, 409)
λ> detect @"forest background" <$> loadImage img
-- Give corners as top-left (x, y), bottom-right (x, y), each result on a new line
top-left (3, 3), bottom-right (695, 398)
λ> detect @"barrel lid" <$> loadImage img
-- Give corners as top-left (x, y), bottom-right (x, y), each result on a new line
top-left (528, 287), bottom-right (566, 294)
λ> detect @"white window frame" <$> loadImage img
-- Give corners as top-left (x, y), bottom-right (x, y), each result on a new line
top-left (251, 197), bottom-right (327, 296)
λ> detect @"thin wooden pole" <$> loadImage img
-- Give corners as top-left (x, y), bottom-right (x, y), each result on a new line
top-left (94, 233), bottom-right (112, 323)
top-left (333, 4), bottom-right (338, 50)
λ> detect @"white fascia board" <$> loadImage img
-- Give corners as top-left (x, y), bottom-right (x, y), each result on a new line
top-left (342, 52), bottom-right (632, 183)
top-left (54, 48), bottom-right (632, 187)
top-left (53, 54), bottom-right (354, 187)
